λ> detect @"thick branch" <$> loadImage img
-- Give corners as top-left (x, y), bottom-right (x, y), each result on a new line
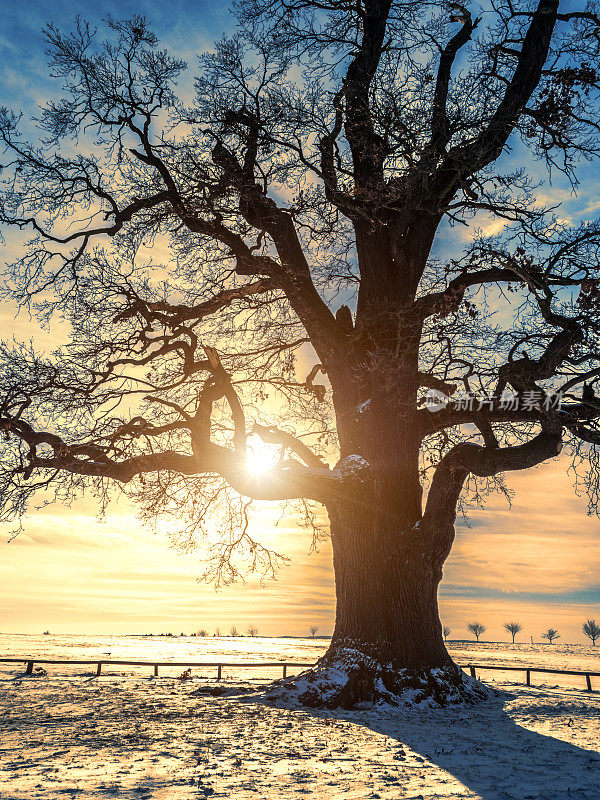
top-left (209, 138), bottom-right (343, 363)
top-left (433, 0), bottom-right (559, 201)
top-left (252, 422), bottom-right (327, 468)
top-left (342, 0), bottom-right (391, 189)
top-left (0, 414), bottom-right (346, 503)
top-left (426, 7), bottom-right (479, 159)
top-left (203, 345), bottom-right (247, 457)
top-left (114, 278), bottom-right (278, 327)
top-left (423, 422), bottom-right (563, 523)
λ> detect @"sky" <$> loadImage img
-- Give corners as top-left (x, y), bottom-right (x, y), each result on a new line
top-left (0, 0), bottom-right (599, 643)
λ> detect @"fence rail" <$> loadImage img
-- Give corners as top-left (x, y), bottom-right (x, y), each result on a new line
top-left (466, 663), bottom-right (600, 692)
top-left (0, 657), bottom-right (311, 679)
top-left (0, 657), bottom-right (598, 690)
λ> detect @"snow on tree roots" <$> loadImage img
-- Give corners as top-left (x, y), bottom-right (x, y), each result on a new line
top-left (195, 649), bottom-right (490, 710)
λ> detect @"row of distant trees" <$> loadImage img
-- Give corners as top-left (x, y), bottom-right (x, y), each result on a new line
top-left (193, 620), bottom-right (600, 643)
top-left (194, 625), bottom-right (258, 637)
top-left (442, 620), bottom-right (600, 645)
top-left (194, 625), bottom-right (321, 638)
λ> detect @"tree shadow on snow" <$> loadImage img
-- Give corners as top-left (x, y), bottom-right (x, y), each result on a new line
top-left (251, 683), bottom-right (600, 800)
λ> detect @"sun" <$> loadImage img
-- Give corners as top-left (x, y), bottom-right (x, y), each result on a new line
top-left (245, 437), bottom-right (279, 475)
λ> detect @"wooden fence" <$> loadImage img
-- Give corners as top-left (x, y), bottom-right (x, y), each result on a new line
top-left (0, 657), bottom-right (598, 691)
top-left (0, 657), bottom-right (310, 679)
top-left (466, 663), bottom-right (600, 692)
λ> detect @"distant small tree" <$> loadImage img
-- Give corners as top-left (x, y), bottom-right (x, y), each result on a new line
top-left (443, 626), bottom-right (451, 642)
top-left (467, 622), bottom-right (486, 642)
top-left (504, 622), bottom-right (522, 644)
top-left (214, 628), bottom-right (221, 637)
top-left (230, 625), bottom-right (238, 637)
top-left (541, 628), bottom-right (560, 644)
top-left (583, 619), bottom-right (600, 646)
top-left (309, 626), bottom-right (319, 638)
top-left (247, 624), bottom-right (258, 637)
top-left (197, 629), bottom-right (208, 637)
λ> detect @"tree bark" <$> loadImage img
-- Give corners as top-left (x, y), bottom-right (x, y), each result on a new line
top-left (325, 500), bottom-right (452, 669)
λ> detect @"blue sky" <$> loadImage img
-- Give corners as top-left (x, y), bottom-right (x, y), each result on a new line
top-left (0, 0), bottom-right (599, 641)
top-left (0, 0), bottom-right (226, 115)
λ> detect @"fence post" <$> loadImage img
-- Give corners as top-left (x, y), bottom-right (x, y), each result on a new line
top-left (154, 664), bottom-right (159, 677)
top-left (217, 665), bottom-right (222, 681)
top-left (469, 665), bottom-right (476, 679)
top-left (26, 660), bottom-right (34, 675)
top-left (586, 673), bottom-right (592, 692)
top-left (526, 669), bottom-right (531, 686)
top-left (283, 665), bottom-right (287, 678)
top-left (96, 662), bottom-right (102, 677)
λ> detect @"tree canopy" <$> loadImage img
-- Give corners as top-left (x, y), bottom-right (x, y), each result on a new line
top-left (3, 0), bottom-right (600, 589)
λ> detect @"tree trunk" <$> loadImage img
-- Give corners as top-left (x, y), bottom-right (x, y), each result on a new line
top-left (265, 493), bottom-right (486, 709)
top-left (326, 501), bottom-right (451, 670)
top-left (259, 381), bottom-right (484, 708)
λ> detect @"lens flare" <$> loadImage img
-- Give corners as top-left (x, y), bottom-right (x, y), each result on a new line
top-left (245, 437), bottom-right (278, 475)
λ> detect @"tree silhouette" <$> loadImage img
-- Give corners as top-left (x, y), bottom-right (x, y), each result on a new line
top-left (443, 625), bottom-right (451, 642)
top-left (3, 1), bottom-right (600, 707)
top-left (541, 628), bottom-right (560, 644)
top-left (583, 618), bottom-right (600, 645)
top-left (309, 625), bottom-right (319, 638)
top-left (467, 622), bottom-right (486, 642)
top-left (247, 624), bottom-right (259, 636)
top-left (504, 622), bottom-right (523, 643)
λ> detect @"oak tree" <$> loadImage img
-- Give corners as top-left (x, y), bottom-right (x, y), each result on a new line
top-left (3, 0), bottom-right (600, 706)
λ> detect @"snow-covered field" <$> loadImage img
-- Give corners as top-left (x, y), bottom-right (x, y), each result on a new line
top-left (1, 635), bottom-right (600, 799)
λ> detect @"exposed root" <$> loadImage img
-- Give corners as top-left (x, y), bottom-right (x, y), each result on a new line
top-left (194, 648), bottom-right (491, 710)
top-left (261, 665), bottom-right (487, 710)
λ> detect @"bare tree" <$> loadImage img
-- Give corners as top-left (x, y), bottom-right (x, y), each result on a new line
top-left (583, 618), bottom-right (600, 645)
top-left (541, 628), bottom-right (561, 644)
top-left (467, 622), bottom-right (486, 642)
top-left (309, 625), bottom-right (319, 638)
top-left (443, 625), bottom-right (451, 642)
top-left (197, 628), bottom-right (209, 637)
top-left (3, 1), bottom-right (600, 707)
top-left (247, 624), bottom-right (259, 636)
top-left (504, 622), bottom-right (523, 643)
top-left (230, 625), bottom-right (239, 637)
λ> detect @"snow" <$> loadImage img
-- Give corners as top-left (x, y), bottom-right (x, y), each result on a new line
top-left (334, 455), bottom-right (372, 482)
top-left (356, 400), bottom-right (372, 415)
top-left (248, 643), bottom-right (487, 709)
top-left (0, 632), bottom-right (325, 666)
top-left (1, 636), bottom-right (600, 799)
